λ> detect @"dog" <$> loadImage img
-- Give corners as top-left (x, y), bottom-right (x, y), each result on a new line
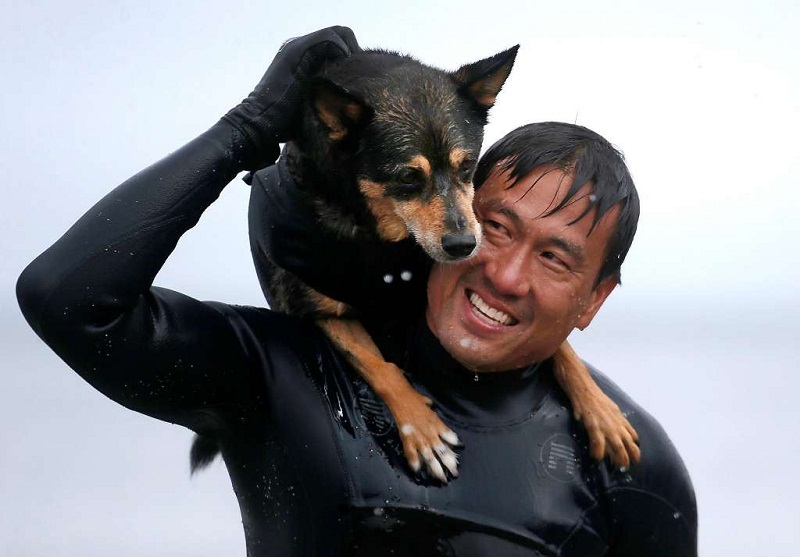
top-left (191, 47), bottom-right (639, 481)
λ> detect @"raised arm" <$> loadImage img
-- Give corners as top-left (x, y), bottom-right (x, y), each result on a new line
top-left (16, 27), bottom-right (359, 428)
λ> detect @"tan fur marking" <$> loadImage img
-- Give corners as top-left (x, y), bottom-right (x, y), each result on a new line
top-left (455, 185), bottom-right (478, 229)
top-left (467, 63), bottom-right (514, 108)
top-left (449, 148), bottom-right (469, 169)
top-left (314, 90), bottom-right (362, 142)
top-left (394, 196), bottom-right (447, 254)
top-left (408, 155), bottom-right (432, 179)
top-left (343, 102), bottom-right (363, 122)
top-left (307, 288), bottom-right (350, 318)
top-left (318, 318), bottom-right (435, 422)
top-left (359, 179), bottom-right (410, 242)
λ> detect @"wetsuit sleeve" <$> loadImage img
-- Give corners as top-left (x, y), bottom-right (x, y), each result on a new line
top-left (604, 408), bottom-right (698, 556)
top-left (16, 122), bottom-right (259, 430)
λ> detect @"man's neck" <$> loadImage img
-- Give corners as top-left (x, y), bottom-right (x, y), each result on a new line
top-left (403, 323), bottom-right (555, 427)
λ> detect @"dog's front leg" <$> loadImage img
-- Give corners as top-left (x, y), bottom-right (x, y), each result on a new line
top-left (318, 316), bottom-right (461, 483)
top-left (552, 341), bottom-right (641, 468)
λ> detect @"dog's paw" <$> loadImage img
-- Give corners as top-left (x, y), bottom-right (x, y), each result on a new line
top-left (387, 388), bottom-right (461, 483)
top-left (575, 393), bottom-right (640, 468)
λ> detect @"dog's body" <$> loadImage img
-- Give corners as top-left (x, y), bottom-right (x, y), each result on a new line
top-left (192, 48), bottom-right (639, 479)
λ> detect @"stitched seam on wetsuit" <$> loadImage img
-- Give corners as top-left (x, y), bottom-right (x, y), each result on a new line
top-left (557, 500), bottom-right (606, 556)
top-left (434, 411), bottom-right (539, 432)
top-left (605, 486), bottom-right (692, 532)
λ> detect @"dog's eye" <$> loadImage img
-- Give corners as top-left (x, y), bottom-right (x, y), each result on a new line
top-left (397, 169), bottom-right (421, 187)
top-left (458, 159), bottom-right (476, 181)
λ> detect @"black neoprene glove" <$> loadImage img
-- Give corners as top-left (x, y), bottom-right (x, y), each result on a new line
top-left (222, 26), bottom-right (360, 171)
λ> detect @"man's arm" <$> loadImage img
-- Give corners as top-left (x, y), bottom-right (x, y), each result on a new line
top-left (17, 123), bottom-right (254, 427)
top-left (605, 435), bottom-right (697, 556)
top-left (596, 373), bottom-right (698, 556)
top-left (16, 27), bottom-right (359, 429)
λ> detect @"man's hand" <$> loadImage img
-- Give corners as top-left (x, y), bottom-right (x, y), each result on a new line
top-left (222, 26), bottom-right (360, 170)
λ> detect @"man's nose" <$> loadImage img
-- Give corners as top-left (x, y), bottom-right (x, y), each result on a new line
top-left (483, 249), bottom-right (530, 297)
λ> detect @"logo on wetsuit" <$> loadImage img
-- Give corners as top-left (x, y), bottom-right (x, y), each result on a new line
top-left (540, 434), bottom-right (581, 483)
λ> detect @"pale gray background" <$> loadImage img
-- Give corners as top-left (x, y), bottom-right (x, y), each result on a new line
top-left (2, 1), bottom-right (799, 555)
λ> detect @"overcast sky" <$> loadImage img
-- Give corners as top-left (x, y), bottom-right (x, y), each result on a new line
top-left (2, 1), bottom-right (799, 555)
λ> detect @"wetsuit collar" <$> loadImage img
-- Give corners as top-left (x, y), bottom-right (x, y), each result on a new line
top-left (407, 324), bottom-right (553, 428)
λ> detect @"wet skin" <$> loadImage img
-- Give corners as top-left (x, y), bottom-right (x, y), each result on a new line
top-left (426, 165), bottom-right (619, 373)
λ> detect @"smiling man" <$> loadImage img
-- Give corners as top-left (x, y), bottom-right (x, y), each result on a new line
top-left (17, 27), bottom-right (697, 556)
top-left (429, 161), bottom-right (619, 372)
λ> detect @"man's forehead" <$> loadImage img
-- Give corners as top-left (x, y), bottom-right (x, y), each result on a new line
top-left (478, 166), bottom-right (583, 213)
top-left (476, 164), bottom-right (619, 239)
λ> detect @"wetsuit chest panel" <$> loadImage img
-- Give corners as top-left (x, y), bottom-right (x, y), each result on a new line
top-left (221, 309), bottom-right (614, 556)
top-left (335, 400), bottom-right (609, 556)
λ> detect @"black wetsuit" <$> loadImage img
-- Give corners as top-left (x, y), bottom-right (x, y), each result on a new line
top-left (17, 122), bottom-right (698, 556)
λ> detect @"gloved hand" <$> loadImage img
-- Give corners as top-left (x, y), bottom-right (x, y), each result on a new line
top-left (222, 26), bottom-right (360, 171)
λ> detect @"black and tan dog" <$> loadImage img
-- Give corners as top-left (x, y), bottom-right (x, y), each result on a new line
top-left (193, 48), bottom-right (639, 480)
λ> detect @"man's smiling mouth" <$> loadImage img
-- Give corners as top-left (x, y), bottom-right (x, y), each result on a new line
top-left (467, 291), bottom-right (517, 326)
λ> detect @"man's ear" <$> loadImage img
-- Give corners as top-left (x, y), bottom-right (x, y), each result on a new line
top-left (576, 276), bottom-right (617, 331)
top-left (311, 78), bottom-right (370, 142)
top-left (450, 45), bottom-right (519, 109)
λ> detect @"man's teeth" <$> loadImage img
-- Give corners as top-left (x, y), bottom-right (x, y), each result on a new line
top-left (468, 292), bottom-right (513, 325)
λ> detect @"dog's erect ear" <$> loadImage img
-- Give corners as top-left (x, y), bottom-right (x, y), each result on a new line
top-left (451, 45), bottom-right (519, 109)
top-left (311, 78), bottom-right (370, 142)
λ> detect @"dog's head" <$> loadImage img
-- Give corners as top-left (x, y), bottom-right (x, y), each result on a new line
top-left (307, 47), bottom-right (518, 262)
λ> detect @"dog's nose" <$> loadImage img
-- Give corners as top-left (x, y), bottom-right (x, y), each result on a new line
top-left (442, 233), bottom-right (477, 259)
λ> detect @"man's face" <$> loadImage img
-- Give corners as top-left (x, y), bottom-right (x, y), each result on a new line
top-left (426, 165), bottom-right (619, 372)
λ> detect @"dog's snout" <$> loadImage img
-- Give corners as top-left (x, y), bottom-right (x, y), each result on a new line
top-left (441, 232), bottom-right (477, 259)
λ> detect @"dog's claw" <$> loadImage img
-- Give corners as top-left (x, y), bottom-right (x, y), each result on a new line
top-left (420, 447), bottom-right (448, 483)
top-left (390, 387), bottom-right (461, 482)
top-left (440, 430), bottom-right (461, 447)
top-left (435, 444), bottom-right (459, 477)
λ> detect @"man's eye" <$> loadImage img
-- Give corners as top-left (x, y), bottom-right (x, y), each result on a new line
top-left (542, 251), bottom-right (568, 268)
top-left (483, 219), bottom-right (508, 236)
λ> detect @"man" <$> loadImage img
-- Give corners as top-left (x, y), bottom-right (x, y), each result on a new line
top-left (17, 27), bottom-right (697, 556)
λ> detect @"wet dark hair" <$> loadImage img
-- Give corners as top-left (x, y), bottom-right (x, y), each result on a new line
top-left (473, 122), bottom-right (640, 286)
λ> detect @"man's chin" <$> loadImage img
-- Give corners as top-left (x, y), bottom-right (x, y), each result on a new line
top-left (436, 333), bottom-right (501, 372)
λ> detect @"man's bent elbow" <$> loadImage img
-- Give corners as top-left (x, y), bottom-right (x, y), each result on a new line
top-left (16, 253), bottom-right (62, 337)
